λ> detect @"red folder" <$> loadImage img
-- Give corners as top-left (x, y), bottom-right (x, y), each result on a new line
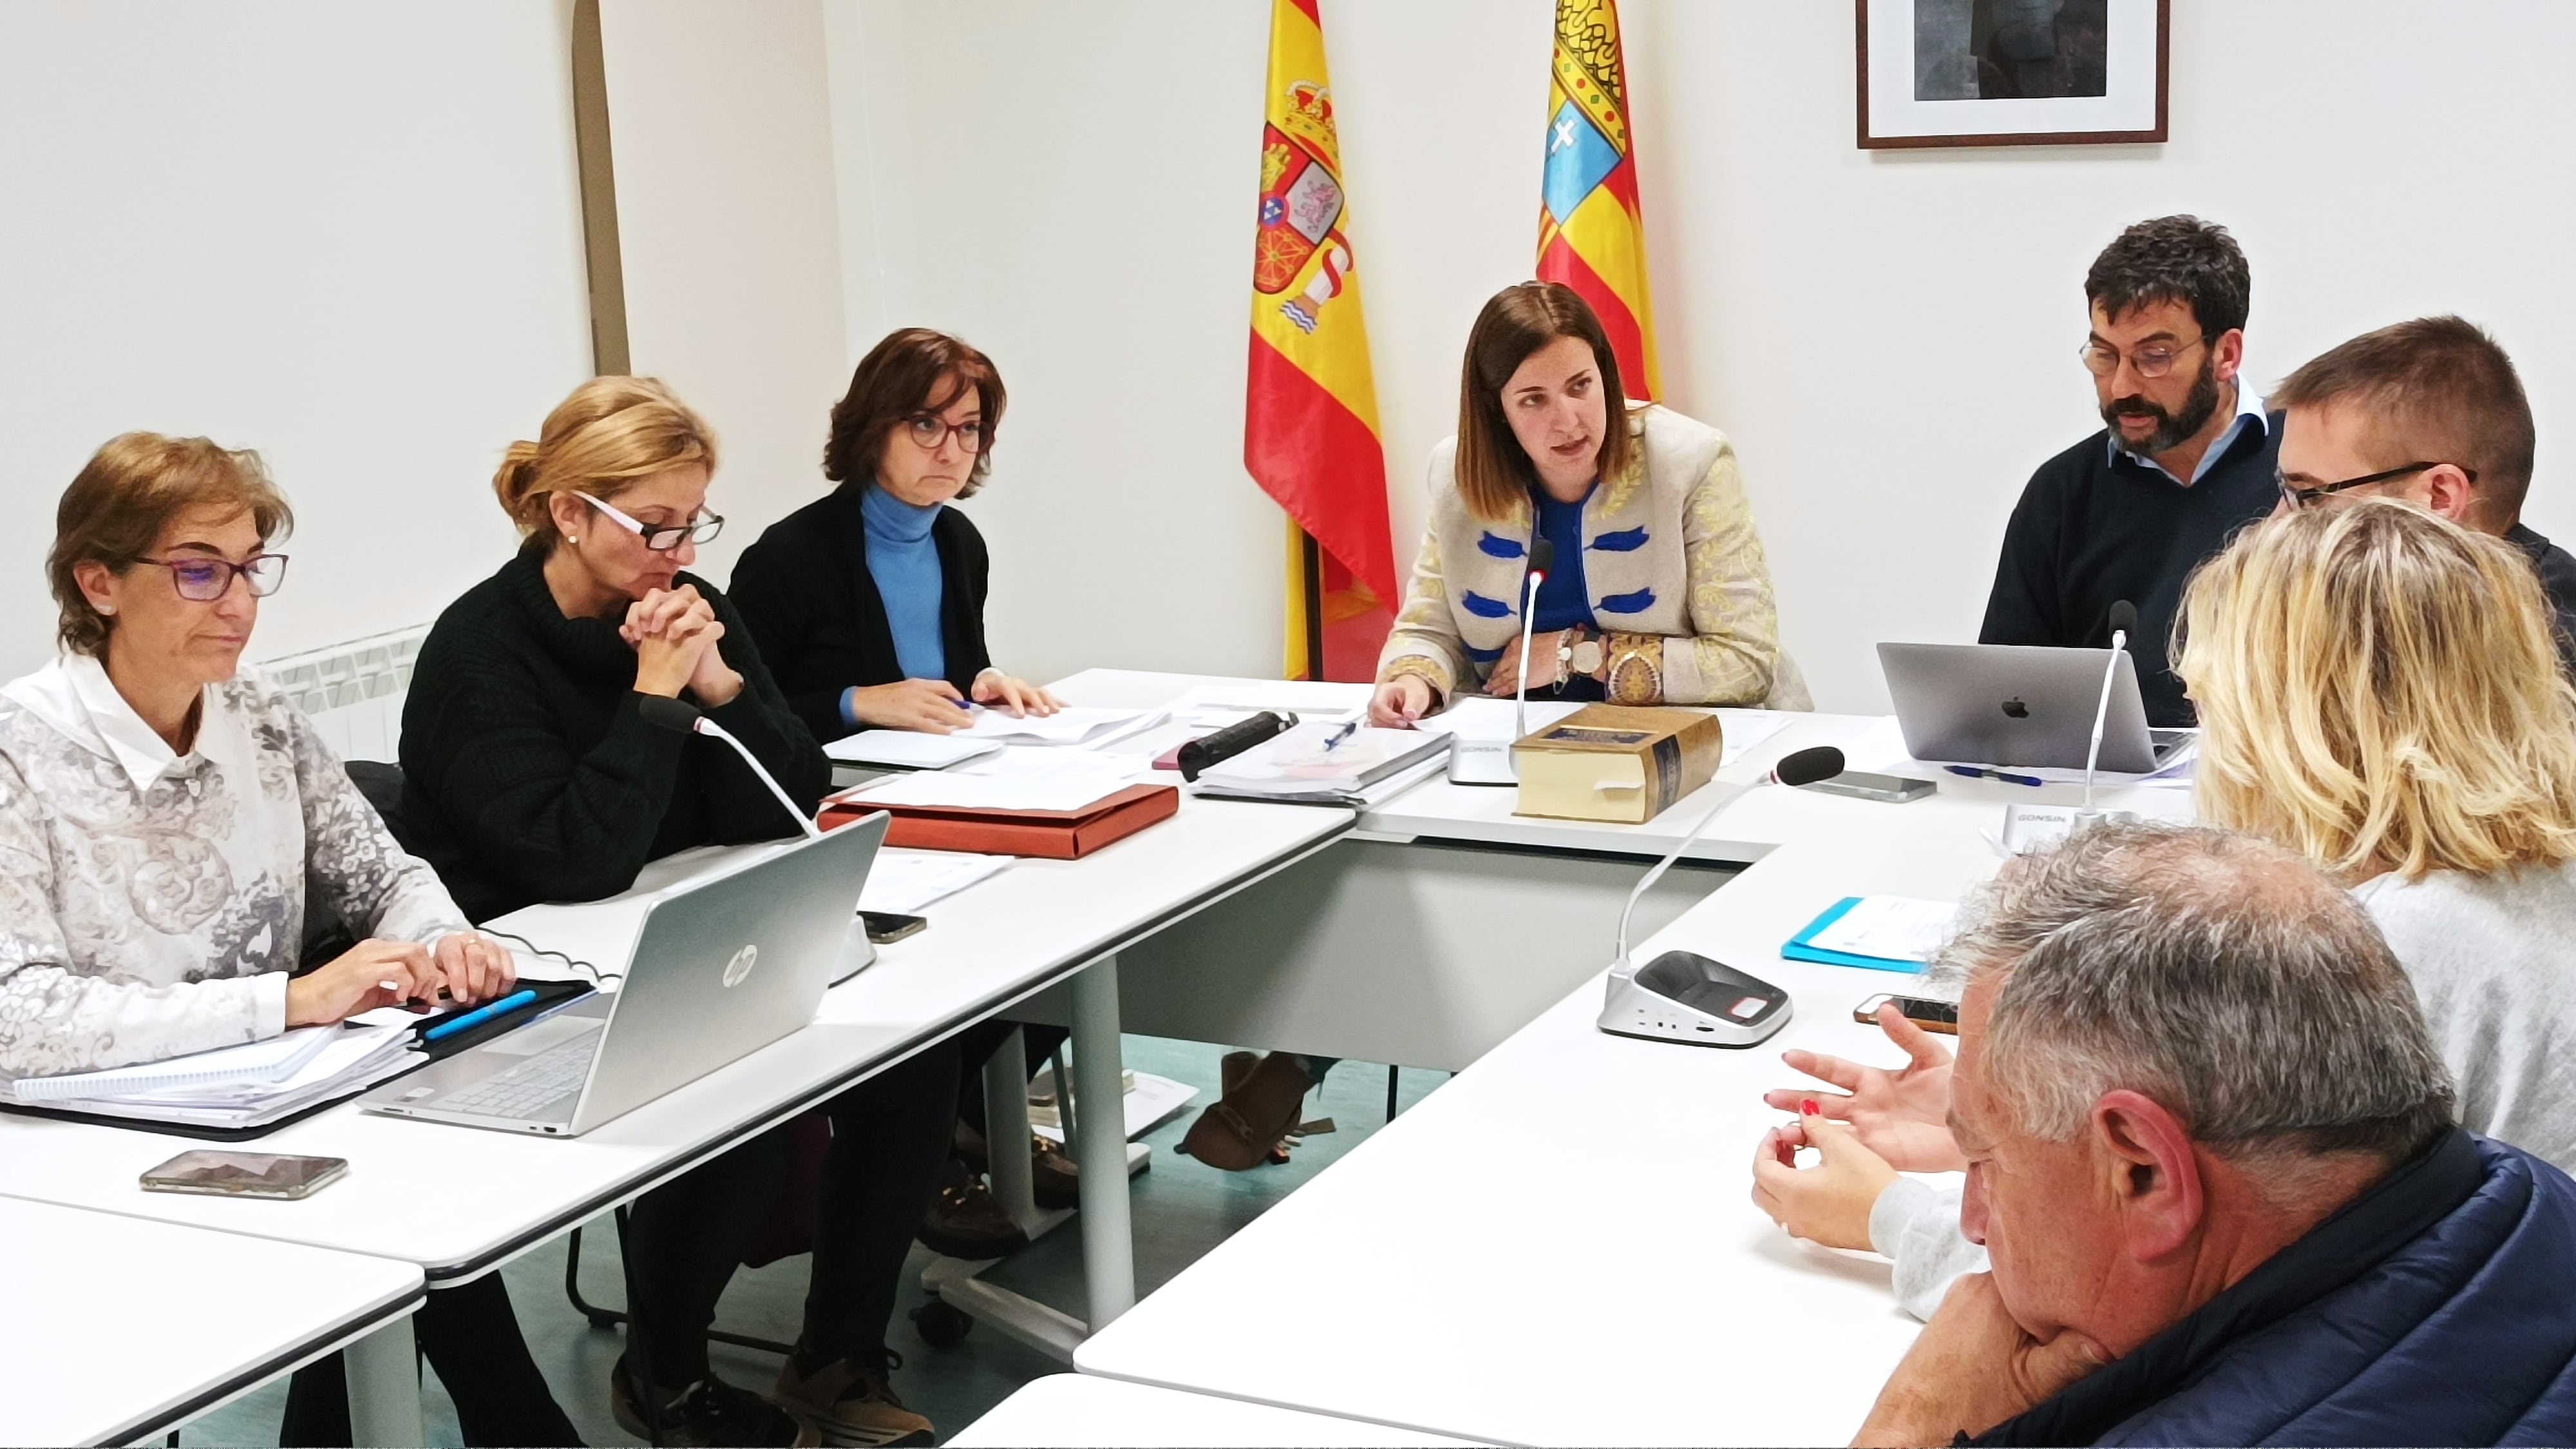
top-left (819, 782), bottom-right (1179, 860)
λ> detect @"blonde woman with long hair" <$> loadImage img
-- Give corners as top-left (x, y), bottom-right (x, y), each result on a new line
top-left (2179, 498), bottom-right (2576, 1168)
top-left (1745, 499), bottom-right (2576, 1325)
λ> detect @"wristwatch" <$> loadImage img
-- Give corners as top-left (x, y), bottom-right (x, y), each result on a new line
top-left (1557, 625), bottom-right (1606, 683)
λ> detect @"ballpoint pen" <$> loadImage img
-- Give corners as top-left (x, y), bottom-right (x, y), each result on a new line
top-left (1944, 764), bottom-right (2045, 788)
top-left (1321, 719), bottom-right (1360, 752)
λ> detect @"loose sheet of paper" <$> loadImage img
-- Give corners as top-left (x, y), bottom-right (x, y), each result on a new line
top-left (1710, 709), bottom-right (1797, 766)
top-left (849, 769), bottom-right (1130, 813)
top-left (1806, 896), bottom-right (1961, 963)
top-left (859, 849), bottom-right (1012, 914)
top-left (823, 730), bottom-right (999, 768)
top-left (956, 705), bottom-right (1164, 747)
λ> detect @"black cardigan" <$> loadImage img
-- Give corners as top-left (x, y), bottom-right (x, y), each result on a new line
top-left (399, 546), bottom-right (832, 923)
top-left (728, 482), bottom-right (994, 745)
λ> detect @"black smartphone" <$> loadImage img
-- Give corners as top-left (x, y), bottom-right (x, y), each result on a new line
top-left (860, 911), bottom-right (928, 944)
top-left (1853, 992), bottom-right (1960, 1035)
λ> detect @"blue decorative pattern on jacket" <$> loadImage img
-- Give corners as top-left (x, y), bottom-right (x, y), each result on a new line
top-left (1459, 590), bottom-right (1515, 620)
top-left (1591, 526), bottom-right (1649, 552)
top-left (1597, 587), bottom-right (1657, 614)
top-left (1475, 532), bottom-right (1525, 560)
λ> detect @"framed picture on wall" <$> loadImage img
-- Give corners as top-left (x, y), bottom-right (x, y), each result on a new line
top-left (1857, 0), bottom-right (2168, 149)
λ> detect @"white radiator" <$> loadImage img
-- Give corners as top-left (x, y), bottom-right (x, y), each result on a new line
top-left (256, 625), bottom-right (429, 765)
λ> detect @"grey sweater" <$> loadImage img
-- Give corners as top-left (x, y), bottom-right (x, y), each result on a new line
top-left (1870, 858), bottom-right (2576, 1320)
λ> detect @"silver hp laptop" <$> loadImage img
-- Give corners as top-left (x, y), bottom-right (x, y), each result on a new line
top-left (363, 814), bottom-right (888, 1137)
top-left (1879, 643), bottom-right (2190, 773)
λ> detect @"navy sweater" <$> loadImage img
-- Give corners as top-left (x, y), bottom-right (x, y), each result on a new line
top-left (1980, 420), bottom-right (2280, 727)
top-left (1977, 1130), bottom-right (2576, 1446)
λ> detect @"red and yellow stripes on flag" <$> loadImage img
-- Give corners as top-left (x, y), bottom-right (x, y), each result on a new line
top-left (1536, 0), bottom-right (1660, 400)
top-left (1244, 0), bottom-right (1397, 682)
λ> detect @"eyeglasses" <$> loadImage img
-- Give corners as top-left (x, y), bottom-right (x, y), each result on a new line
top-left (134, 554), bottom-right (290, 601)
top-left (2275, 461), bottom-right (2474, 509)
top-left (576, 493), bottom-right (724, 551)
top-left (904, 414), bottom-right (986, 454)
top-left (2079, 335), bottom-right (2208, 380)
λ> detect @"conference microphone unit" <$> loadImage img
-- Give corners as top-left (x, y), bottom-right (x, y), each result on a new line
top-left (1177, 710), bottom-right (1297, 782)
top-left (638, 694), bottom-right (824, 840)
top-left (2079, 600), bottom-right (2138, 822)
top-left (1513, 536), bottom-right (1557, 745)
top-left (1595, 744), bottom-right (1845, 1048)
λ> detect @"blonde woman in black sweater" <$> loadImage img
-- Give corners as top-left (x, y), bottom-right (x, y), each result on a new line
top-left (403, 377), bottom-right (948, 1448)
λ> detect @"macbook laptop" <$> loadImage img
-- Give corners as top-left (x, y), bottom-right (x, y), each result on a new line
top-left (1878, 643), bottom-right (2192, 773)
top-left (361, 813), bottom-right (889, 1137)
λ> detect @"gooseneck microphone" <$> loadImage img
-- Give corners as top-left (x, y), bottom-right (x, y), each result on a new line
top-left (1514, 536), bottom-right (1557, 744)
top-left (1596, 744), bottom-right (1844, 1048)
top-left (638, 694), bottom-right (822, 840)
top-left (2080, 600), bottom-right (2137, 819)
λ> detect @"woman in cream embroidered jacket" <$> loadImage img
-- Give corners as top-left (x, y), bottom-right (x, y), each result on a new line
top-left (1378, 400), bottom-right (1797, 709)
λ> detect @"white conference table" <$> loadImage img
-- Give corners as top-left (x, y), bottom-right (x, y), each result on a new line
top-left (1074, 762), bottom-right (2192, 1444)
top-left (950, 1373), bottom-right (1481, 1448)
top-left (0, 788), bottom-right (1347, 1438)
top-left (0, 1195), bottom-right (422, 1446)
top-left (1039, 670), bottom-right (2153, 1074)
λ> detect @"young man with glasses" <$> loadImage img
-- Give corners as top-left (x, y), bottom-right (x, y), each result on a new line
top-left (1979, 215), bottom-right (2281, 726)
top-left (2269, 315), bottom-right (2576, 668)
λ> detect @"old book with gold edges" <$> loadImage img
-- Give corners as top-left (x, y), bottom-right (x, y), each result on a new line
top-left (1511, 705), bottom-right (1722, 824)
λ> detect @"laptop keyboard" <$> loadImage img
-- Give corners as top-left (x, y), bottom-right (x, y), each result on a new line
top-left (440, 1036), bottom-right (597, 1121)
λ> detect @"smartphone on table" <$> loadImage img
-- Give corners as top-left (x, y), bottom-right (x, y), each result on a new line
top-left (1803, 771), bottom-right (1937, 803)
top-left (140, 1150), bottom-right (348, 1200)
top-left (1852, 993), bottom-right (1960, 1036)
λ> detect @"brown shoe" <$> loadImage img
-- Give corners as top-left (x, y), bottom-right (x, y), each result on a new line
top-left (773, 1349), bottom-right (935, 1447)
top-left (1179, 1051), bottom-right (1312, 1171)
top-left (1030, 1133), bottom-right (1083, 1209)
top-left (913, 1156), bottom-right (1027, 1260)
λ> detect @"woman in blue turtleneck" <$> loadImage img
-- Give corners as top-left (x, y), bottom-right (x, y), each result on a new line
top-left (731, 327), bottom-right (1068, 1262)
top-left (732, 328), bottom-right (1055, 745)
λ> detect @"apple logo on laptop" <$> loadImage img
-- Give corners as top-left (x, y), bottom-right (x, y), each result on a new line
top-left (2001, 697), bottom-right (2031, 719)
top-left (723, 943), bottom-right (759, 988)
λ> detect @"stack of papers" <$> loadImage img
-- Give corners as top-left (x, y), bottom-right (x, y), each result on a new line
top-left (1191, 722), bottom-right (1453, 805)
top-left (7, 1023), bottom-right (417, 1129)
top-left (859, 849), bottom-right (1013, 914)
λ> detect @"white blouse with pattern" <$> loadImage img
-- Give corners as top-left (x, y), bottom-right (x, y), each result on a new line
top-left (0, 654), bottom-right (468, 1076)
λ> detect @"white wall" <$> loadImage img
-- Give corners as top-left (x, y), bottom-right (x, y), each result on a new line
top-left (823, 0), bottom-right (2576, 711)
top-left (822, 1), bottom-right (1288, 683)
top-left (596, 0), bottom-right (852, 583)
top-left (0, 1), bottom-right (593, 674)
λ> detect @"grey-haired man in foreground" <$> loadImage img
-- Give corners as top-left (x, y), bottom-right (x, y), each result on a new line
top-left (1853, 822), bottom-right (2576, 1446)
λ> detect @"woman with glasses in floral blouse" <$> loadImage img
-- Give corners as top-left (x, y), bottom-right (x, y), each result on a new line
top-left (0, 432), bottom-right (562, 1446)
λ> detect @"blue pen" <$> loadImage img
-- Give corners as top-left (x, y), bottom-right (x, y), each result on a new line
top-left (1944, 764), bottom-right (2045, 788)
top-left (422, 987), bottom-right (540, 1043)
top-left (1321, 719), bottom-right (1359, 752)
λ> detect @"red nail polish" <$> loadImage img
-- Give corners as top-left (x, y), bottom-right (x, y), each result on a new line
top-left (1801, 1099), bottom-right (1820, 1117)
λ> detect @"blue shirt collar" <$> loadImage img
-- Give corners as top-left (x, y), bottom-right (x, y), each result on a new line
top-left (2107, 382), bottom-right (2270, 485)
top-left (860, 482), bottom-right (942, 543)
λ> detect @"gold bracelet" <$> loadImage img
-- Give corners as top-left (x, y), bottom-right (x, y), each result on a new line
top-left (1606, 634), bottom-right (1663, 705)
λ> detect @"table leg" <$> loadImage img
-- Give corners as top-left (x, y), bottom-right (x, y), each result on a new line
top-left (1070, 952), bottom-right (1135, 1329)
top-left (981, 1023), bottom-right (1039, 1231)
top-left (343, 1312), bottom-right (424, 1448)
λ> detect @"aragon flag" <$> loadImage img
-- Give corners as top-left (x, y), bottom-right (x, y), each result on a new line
top-left (1244, 0), bottom-right (1397, 681)
top-left (1537, 0), bottom-right (1660, 400)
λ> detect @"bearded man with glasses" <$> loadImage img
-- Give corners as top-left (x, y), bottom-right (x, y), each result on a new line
top-left (1979, 215), bottom-right (2282, 727)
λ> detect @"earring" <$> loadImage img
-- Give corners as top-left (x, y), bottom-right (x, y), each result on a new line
top-left (97, 605), bottom-right (115, 616)
top-left (565, 535), bottom-right (578, 544)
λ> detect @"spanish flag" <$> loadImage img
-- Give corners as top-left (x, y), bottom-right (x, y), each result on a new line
top-left (1537, 0), bottom-right (1659, 400)
top-left (1245, 0), bottom-right (1396, 681)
